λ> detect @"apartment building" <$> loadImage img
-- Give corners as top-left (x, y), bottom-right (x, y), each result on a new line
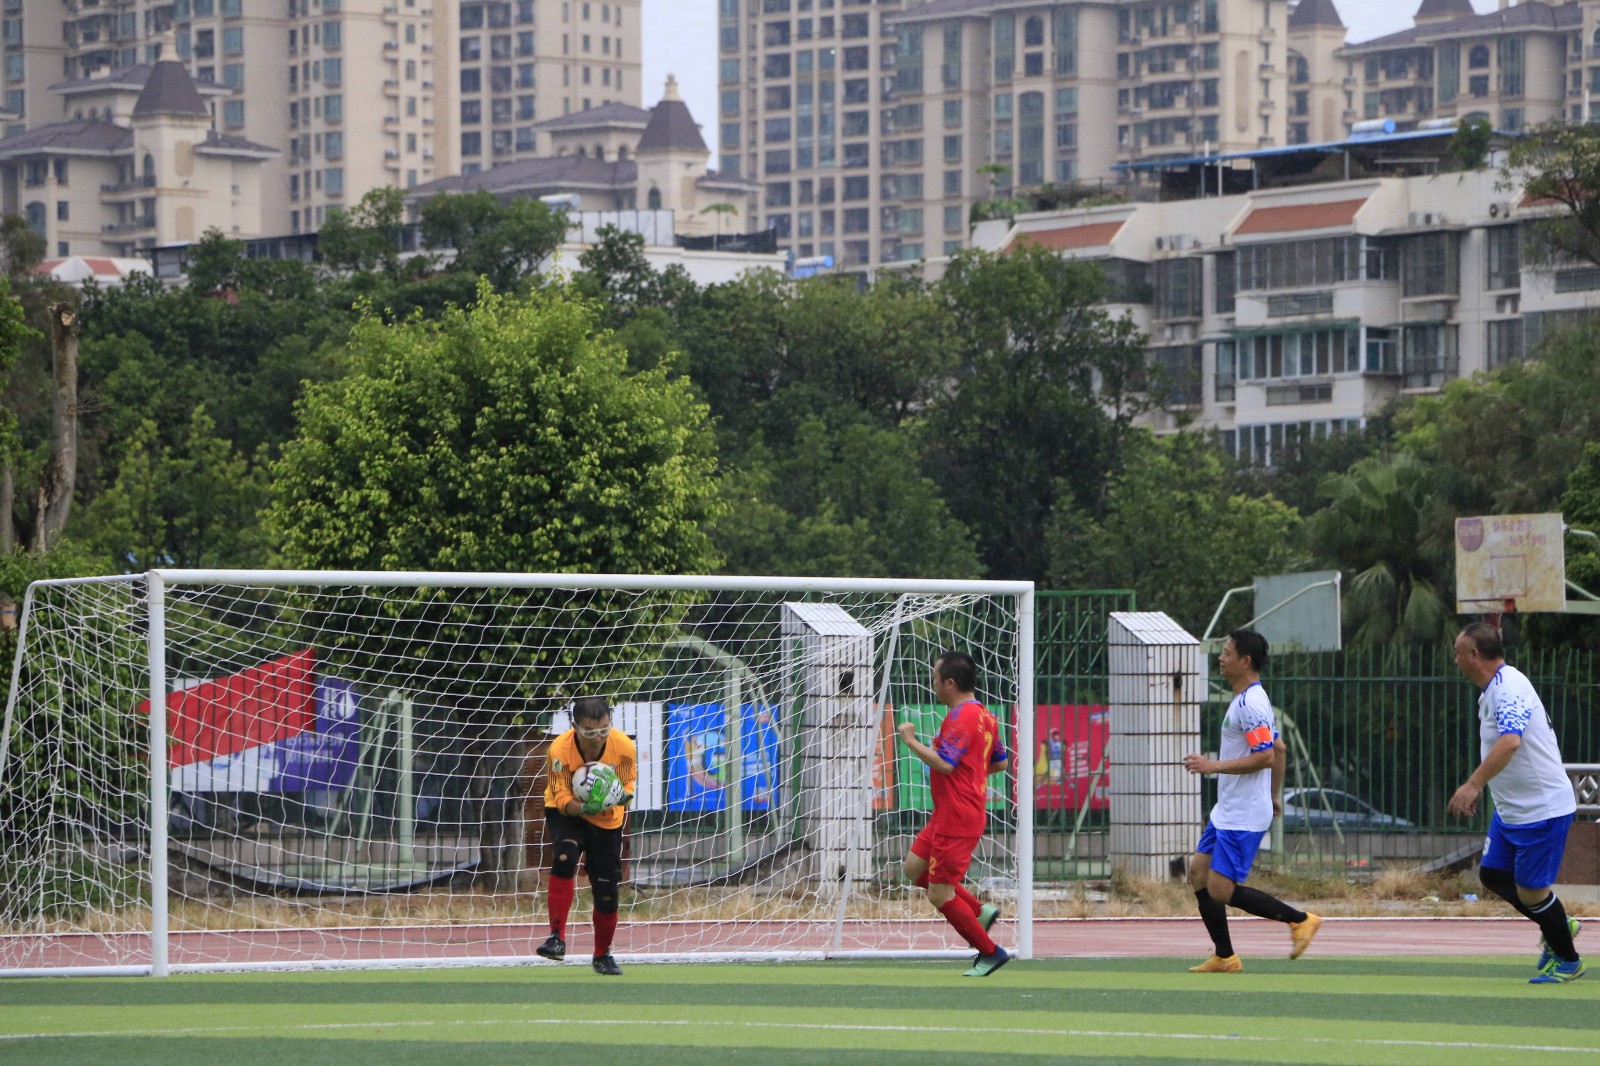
top-left (721, 0), bottom-right (1339, 270)
top-left (1337, 0), bottom-right (1596, 134)
top-left (0, 0), bottom-right (643, 246)
top-left (974, 129), bottom-right (1598, 466)
top-left (0, 59), bottom-right (275, 258)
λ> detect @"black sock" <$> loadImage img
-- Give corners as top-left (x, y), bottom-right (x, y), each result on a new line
top-left (1195, 889), bottom-right (1234, 957)
top-left (1229, 884), bottom-right (1307, 925)
top-left (1479, 866), bottom-right (1539, 920)
top-left (1529, 894), bottom-right (1579, 963)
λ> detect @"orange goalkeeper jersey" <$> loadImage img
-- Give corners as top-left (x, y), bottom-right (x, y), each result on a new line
top-left (543, 728), bottom-right (638, 830)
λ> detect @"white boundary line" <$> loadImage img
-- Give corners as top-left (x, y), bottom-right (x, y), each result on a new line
top-left (0, 1016), bottom-right (1596, 1056)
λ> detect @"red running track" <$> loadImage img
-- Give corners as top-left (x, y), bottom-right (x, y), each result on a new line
top-left (0, 917), bottom-right (1541, 972)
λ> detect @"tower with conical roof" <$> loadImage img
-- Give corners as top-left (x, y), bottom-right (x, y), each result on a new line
top-left (128, 58), bottom-right (215, 246)
top-left (1288, 0), bottom-right (1349, 143)
top-left (635, 75), bottom-right (710, 222)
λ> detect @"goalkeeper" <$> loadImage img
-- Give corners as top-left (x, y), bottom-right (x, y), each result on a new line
top-left (537, 695), bottom-right (637, 976)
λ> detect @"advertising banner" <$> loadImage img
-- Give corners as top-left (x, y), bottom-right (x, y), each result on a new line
top-left (1032, 704), bottom-right (1110, 811)
top-left (169, 674), bottom-right (361, 794)
top-left (664, 702), bottom-right (780, 812)
top-left (893, 703), bottom-right (1011, 813)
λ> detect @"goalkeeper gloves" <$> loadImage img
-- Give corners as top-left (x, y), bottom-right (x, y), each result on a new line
top-left (581, 765), bottom-right (620, 815)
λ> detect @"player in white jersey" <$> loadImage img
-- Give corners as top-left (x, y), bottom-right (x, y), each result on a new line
top-left (1449, 622), bottom-right (1584, 984)
top-left (1181, 629), bottom-right (1322, 973)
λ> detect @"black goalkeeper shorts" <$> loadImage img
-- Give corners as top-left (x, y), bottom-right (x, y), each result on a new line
top-left (546, 809), bottom-right (624, 882)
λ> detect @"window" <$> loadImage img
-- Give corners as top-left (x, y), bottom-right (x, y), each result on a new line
top-left (223, 63), bottom-right (243, 88)
top-left (944, 204), bottom-right (963, 232)
top-left (1401, 324), bottom-right (1457, 388)
top-left (462, 131), bottom-right (482, 155)
top-left (462, 100), bottom-right (482, 123)
top-left (462, 68), bottom-right (482, 92)
top-left (843, 208), bottom-right (870, 233)
top-left (223, 99), bottom-right (244, 126)
top-left (1401, 233), bottom-right (1456, 297)
top-left (993, 13), bottom-right (1014, 81)
top-left (324, 58), bottom-right (342, 85)
top-left (56, 201), bottom-right (68, 222)
top-left (1485, 319), bottom-right (1523, 369)
top-left (223, 27), bottom-right (243, 55)
top-left (1485, 225), bottom-right (1520, 290)
top-left (1154, 258), bottom-right (1202, 320)
top-left (324, 167), bottom-right (344, 196)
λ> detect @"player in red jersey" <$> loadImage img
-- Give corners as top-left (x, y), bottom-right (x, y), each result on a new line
top-left (897, 649), bottom-right (1012, 976)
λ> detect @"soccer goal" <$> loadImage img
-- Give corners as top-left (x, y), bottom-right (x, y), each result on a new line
top-left (0, 571), bottom-right (1034, 975)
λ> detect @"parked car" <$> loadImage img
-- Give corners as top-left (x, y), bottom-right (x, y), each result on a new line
top-left (1280, 787), bottom-right (1413, 830)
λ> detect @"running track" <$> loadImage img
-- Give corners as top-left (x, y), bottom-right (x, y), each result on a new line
top-left (0, 917), bottom-right (1545, 973)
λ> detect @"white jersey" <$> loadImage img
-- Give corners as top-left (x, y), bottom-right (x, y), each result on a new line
top-left (1478, 664), bottom-right (1576, 825)
top-left (1210, 682), bottom-right (1277, 832)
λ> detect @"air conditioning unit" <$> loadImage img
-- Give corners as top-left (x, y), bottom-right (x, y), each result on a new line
top-left (1488, 201), bottom-right (1511, 219)
top-left (1155, 236), bottom-right (1166, 250)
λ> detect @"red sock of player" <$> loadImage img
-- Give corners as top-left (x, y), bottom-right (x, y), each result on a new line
top-left (593, 909), bottom-right (618, 958)
top-left (547, 875), bottom-right (575, 938)
top-left (938, 898), bottom-right (996, 955)
top-left (952, 883), bottom-right (982, 914)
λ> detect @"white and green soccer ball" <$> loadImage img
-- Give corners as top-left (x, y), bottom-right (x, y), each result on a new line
top-left (571, 761), bottom-right (625, 807)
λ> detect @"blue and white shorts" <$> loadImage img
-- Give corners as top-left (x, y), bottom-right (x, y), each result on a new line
top-left (1482, 811), bottom-right (1574, 890)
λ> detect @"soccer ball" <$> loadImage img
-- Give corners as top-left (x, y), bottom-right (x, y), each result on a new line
top-left (571, 761), bottom-right (625, 807)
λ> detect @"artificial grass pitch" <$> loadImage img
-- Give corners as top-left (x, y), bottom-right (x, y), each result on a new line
top-left (1, 957), bottom-right (1595, 1065)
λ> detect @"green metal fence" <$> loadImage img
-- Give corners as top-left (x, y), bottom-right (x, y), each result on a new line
top-left (1030, 592), bottom-right (1600, 880)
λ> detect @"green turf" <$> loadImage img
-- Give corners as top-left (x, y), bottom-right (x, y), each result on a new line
top-left (1, 958), bottom-right (1595, 1065)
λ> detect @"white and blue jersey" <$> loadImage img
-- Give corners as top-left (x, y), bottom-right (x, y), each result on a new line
top-left (1210, 682), bottom-right (1277, 833)
top-left (1478, 665), bottom-right (1575, 826)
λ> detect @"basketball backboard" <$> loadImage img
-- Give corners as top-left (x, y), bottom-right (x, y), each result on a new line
top-left (1253, 570), bottom-right (1342, 652)
top-left (1455, 513), bottom-right (1566, 613)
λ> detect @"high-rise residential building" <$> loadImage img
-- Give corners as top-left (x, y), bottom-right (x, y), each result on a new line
top-left (0, 0), bottom-right (643, 246)
top-left (722, 0), bottom-right (1324, 271)
top-left (723, 0), bottom-right (1600, 273)
top-left (1337, 0), bottom-right (1579, 135)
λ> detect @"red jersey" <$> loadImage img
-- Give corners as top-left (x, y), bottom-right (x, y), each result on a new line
top-left (928, 699), bottom-right (999, 836)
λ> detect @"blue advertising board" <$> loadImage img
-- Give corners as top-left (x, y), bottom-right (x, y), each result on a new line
top-left (664, 702), bottom-right (780, 812)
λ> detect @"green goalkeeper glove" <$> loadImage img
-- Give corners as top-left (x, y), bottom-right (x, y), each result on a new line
top-left (582, 765), bottom-right (620, 815)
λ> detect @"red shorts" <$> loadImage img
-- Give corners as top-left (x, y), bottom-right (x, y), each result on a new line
top-left (910, 824), bottom-right (983, 885)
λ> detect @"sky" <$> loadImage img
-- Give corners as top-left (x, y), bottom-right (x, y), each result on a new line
top-left (639, 1), bottom-right (1510, 168)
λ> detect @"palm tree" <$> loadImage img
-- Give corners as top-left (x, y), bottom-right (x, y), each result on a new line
top-left (1308, 452), bottom-right (1454, 648)
top-left (700, 202), bottom-right (738, 249)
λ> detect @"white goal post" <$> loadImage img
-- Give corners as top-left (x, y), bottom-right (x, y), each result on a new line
top-left (0, 570), bottom-right (1034, 976)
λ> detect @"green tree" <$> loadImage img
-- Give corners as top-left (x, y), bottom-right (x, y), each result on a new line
top-left (1448, 116), bottom-right (1494, 170)
top-left (711, 418), bottom-right (980, 579)
top-left (73, 406), bottom-right (270, 570)
top-left (267, 281), bottom-right (721, 576)
top-left (1046, 432), bottom-right (1302, 634)
top-left (1500, 121), bottom-right (1600, 270)
top-left (922, 244), bottom-right (1151, 581)
top-left (1395, 326), bottom-right (1600, 519)
top-left (417, 190), bottom-right (568, 291)
top-left (317, 186), bottom-right (410, 279)
top-left (1306, 451), bottom-right (1454, 648)
top-left (265, 282), bottom-right (722, 886)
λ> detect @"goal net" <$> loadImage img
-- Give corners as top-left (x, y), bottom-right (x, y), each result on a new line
top-left (0, 571), bottom-right (1034, 975)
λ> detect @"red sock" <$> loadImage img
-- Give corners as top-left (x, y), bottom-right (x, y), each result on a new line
top-left (547, 875), bottom-right (575, 938)
top-left (938, 898), bottom-right (996, 955)
top-left (593, 909), bottom-right (618, 957)
top-left (952, 883), bottom-right (983, 914)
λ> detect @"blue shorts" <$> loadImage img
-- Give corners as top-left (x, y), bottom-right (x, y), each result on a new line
top-left (1482, 811), bottom-right (1574, 890)
top-left (1196, 822), bottom-right (1265, 884)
